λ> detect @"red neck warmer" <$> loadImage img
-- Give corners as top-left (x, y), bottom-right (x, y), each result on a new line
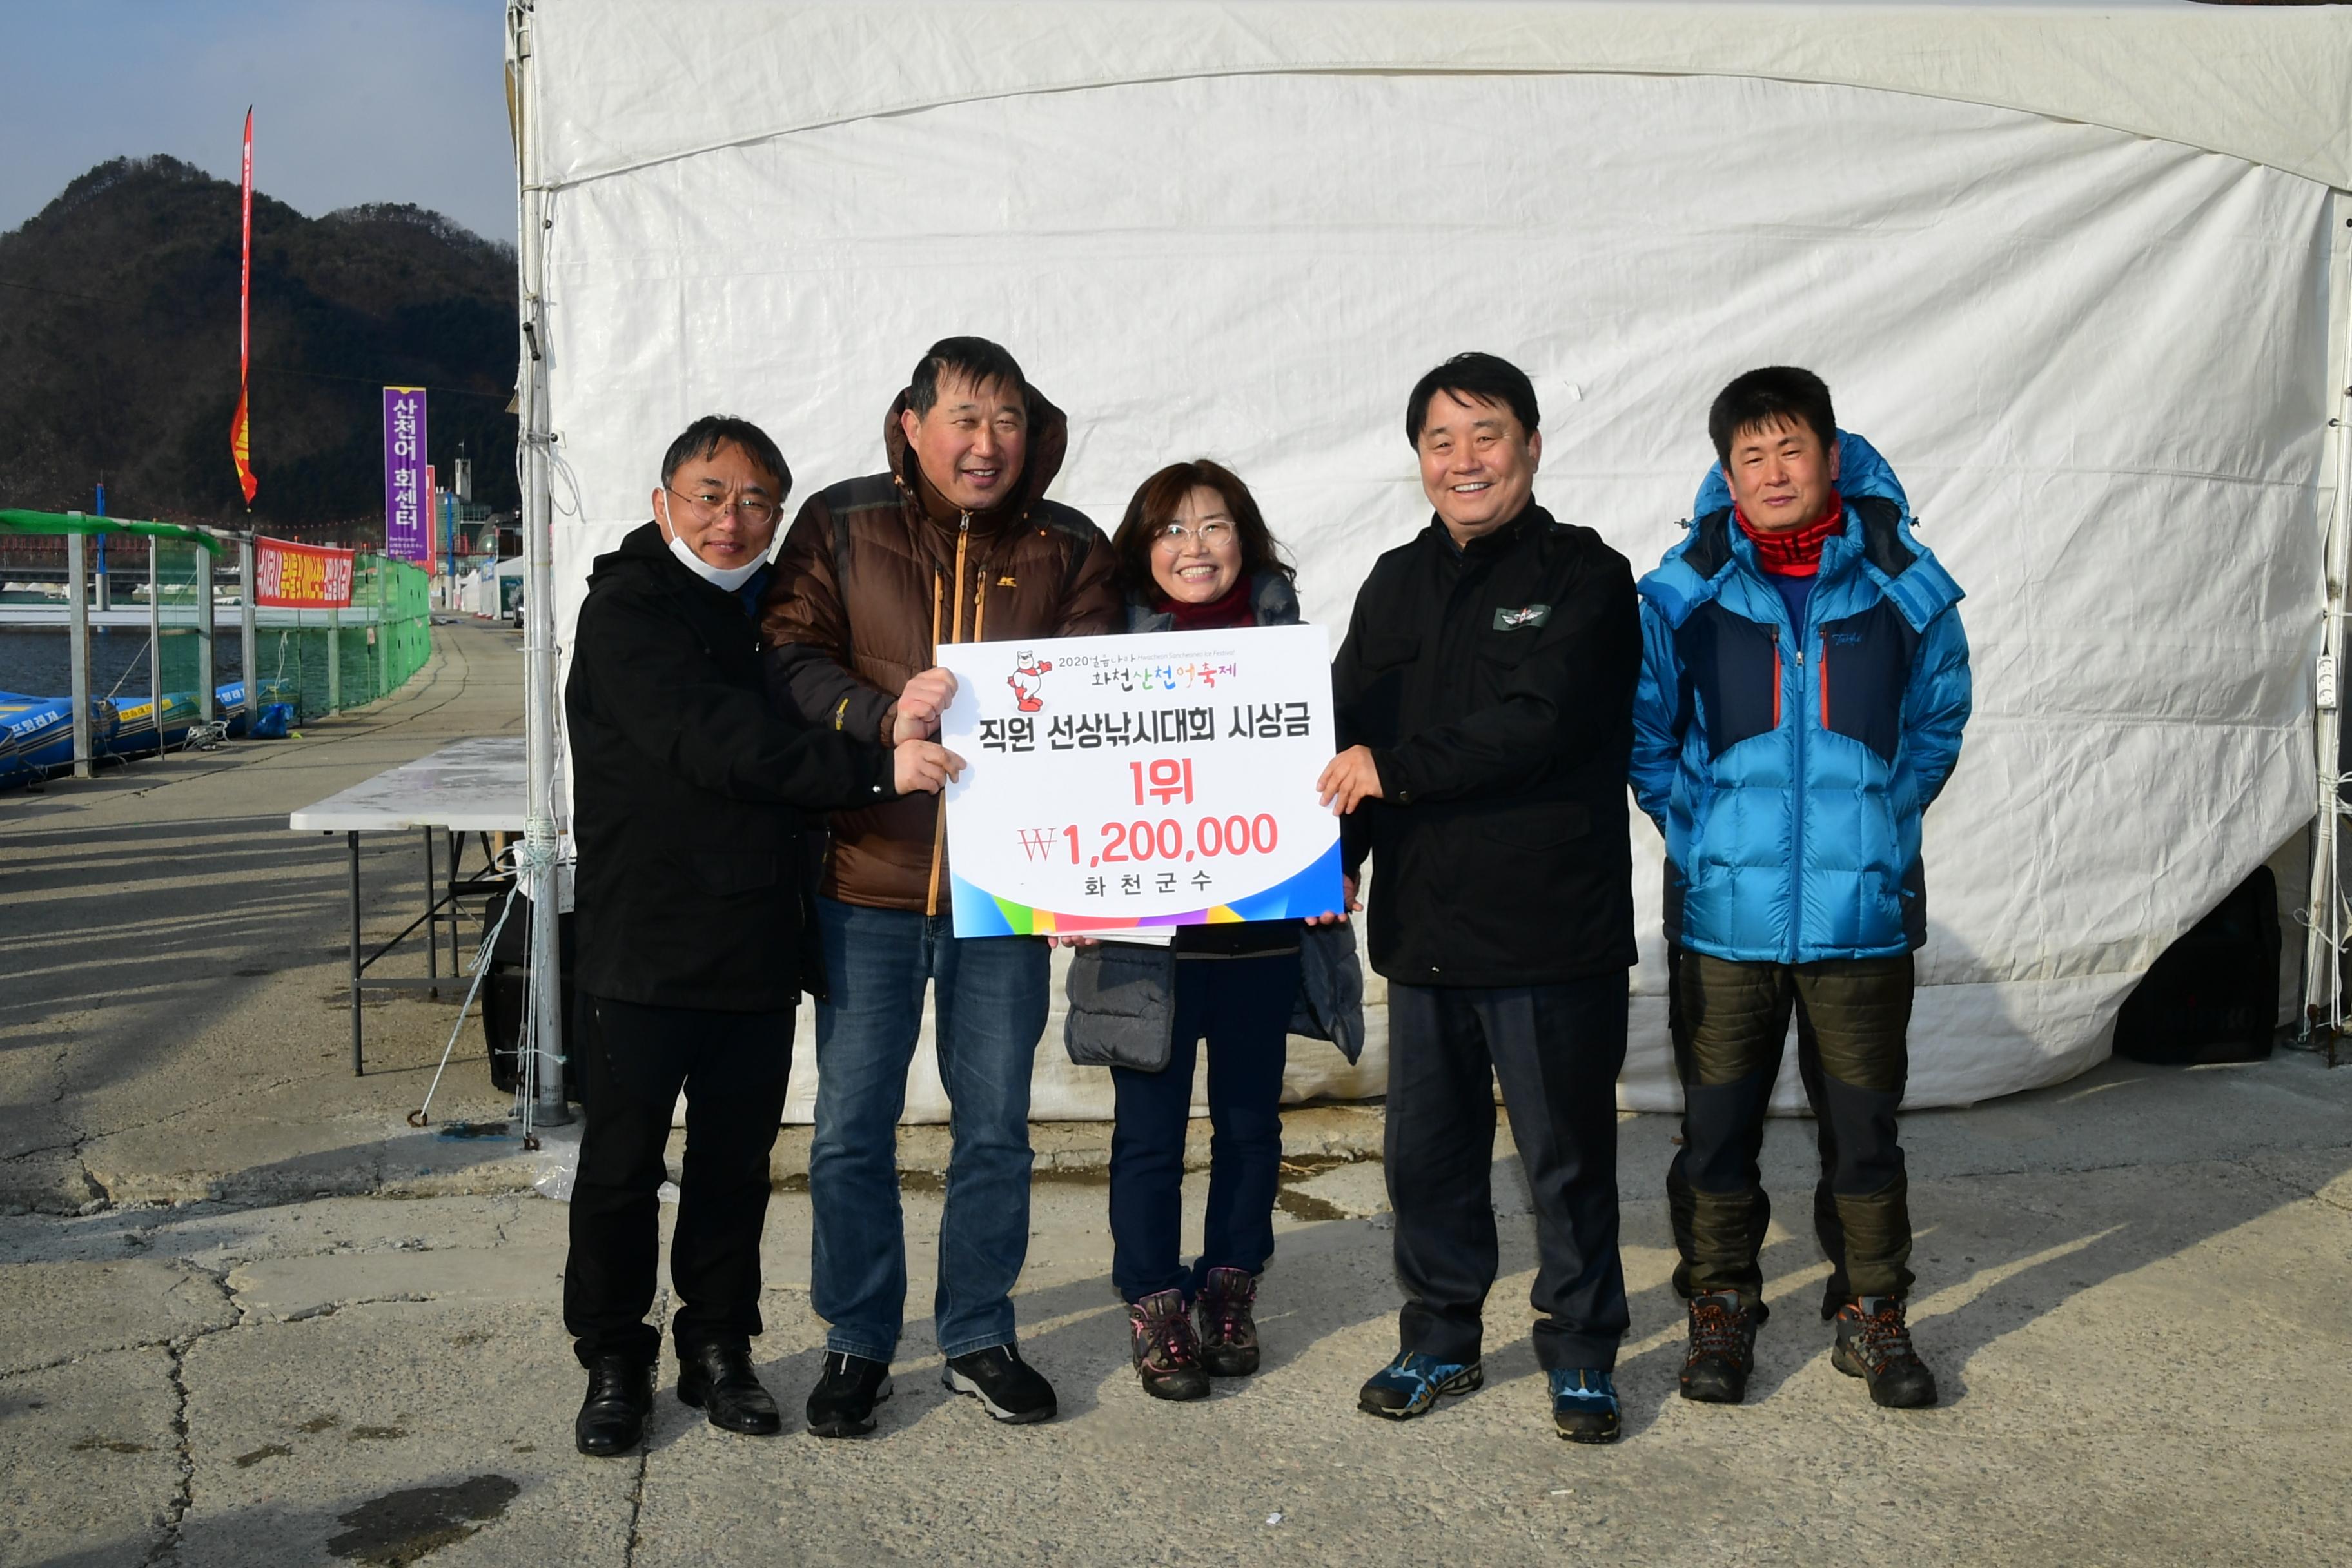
top-left (1737, 491), bottom-right (1844, 577)
top-left (1153, 576), bottom-right (1255, 631)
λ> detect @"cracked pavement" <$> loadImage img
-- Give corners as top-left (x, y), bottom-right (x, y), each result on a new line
top-left (5, 622), bottom-right (2352, 1565)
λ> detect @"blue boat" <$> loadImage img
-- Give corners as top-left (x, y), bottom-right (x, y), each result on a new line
top-left (0, 691), bottom-right (119, 785)
top-left (1, 680), bottom-right (294, 786)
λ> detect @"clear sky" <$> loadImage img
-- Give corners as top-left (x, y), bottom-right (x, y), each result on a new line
top-left (1, 0), bottom-right (515, 244)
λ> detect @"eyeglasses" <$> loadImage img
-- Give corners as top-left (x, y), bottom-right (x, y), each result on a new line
top-left (1153, 520), bottom-right (1237, 550)
top-left (665, 487), bottom-right (777, 526)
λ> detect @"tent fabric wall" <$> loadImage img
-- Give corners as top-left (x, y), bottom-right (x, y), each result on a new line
top-left (529, 1), bottom-right (2352, 193)
top-left (524, 3), bottom-right (2341, 1117)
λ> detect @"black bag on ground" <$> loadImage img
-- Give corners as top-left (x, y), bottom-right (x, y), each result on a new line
top-left (480, 887), bottom-right (583, 1101)
top-left (2112, 865), bottom-right (2279, 1065)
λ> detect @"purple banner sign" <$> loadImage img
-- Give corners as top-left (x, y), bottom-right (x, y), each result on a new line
top-left (382, 386), bottom-right (429, 562)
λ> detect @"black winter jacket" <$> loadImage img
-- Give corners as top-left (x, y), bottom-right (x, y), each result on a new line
top-left (567, 523), bottom-right (895, 1011)
top-left (1331, 502), bottom-right (1640, 987)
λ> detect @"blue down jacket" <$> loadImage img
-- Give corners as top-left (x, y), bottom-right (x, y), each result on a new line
top-left (1630, 433), bottom-right (1970, 963)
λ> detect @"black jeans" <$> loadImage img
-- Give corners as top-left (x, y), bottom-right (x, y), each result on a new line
top-left (1107, 950), bottom-right (1298, 1304)
top-left (564, 993), bottom-right (796, 1369)
top-left (1384, 975), bottom-right (1630, 1373)
top-left (1666, 948), bottom-right (1914, 1304)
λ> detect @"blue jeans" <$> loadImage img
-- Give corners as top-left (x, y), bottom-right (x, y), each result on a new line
top-left (810, 896), bottom-right (1048, 1361)
top-left (1108, 951), bottom-right (1298, 1303)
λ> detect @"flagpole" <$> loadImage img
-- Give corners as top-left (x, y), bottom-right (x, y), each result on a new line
top-left (231, 108), bottom-right (257, 513)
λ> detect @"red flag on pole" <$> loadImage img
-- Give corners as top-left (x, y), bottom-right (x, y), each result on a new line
top-left (230, 108), bottom-right (257, 505)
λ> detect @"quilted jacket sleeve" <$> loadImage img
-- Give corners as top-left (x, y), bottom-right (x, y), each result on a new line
top-left (758, 493), bottom-right (896, 743)
top-left (1903, 603), bottom-right (1971, 808)
top-left (1629, 598), bottom-right (1687, 832)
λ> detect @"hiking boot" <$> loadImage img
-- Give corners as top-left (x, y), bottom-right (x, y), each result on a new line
top-left (1832, 1297), bottom-right (1939, 1409)
top-left (1195, 1267), bottom-right (1260, 1378)
top-left (675, 1340), bottom-right (781, 1435)
top-left (1680, 1292), bottom-right (1765, 1404)
top-left (1357, 1351), bottom-right (1482, 1420)
top-left (1126, 1289), bottom-right (1210, 1401)
top-left (804, 1351), bottom-right (892, 1438)
top-left (942, 1343), bottom-right (1058, 1424)
top-left (574, 1353), bottom-right (652, 1457)
top-left (1549, 1367), bottom-right (1622, 1444)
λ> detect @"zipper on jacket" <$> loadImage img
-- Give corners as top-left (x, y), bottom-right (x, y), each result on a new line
top-left (1787, 603), bottom-right (1810, 965)
top-left (925, 516), bottom-right (973, 918)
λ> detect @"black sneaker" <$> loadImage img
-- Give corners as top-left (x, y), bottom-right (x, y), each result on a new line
top-left (942, 1344), bottom-right (1057, 1424)
top-left (1357, 1352), bottom-right (1483, 1419)
top-left (1680, 1293), bottom-right (1765, 1404)
top-left (805, 1351), bottom-right (893, 1438)
top-left (1832, 1297), bottom-right (1939, 1409)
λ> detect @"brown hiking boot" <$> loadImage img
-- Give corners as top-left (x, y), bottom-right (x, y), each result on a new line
top-left (1195, 1268), bottom-right (1261, 1377)
top-left (1127, 1289), bottom-right (1210, 1401)
top-left (1680, 1292), bottom-right (1764, 1404)
top-left (1832, 1297), bottom-right (1938, 1408)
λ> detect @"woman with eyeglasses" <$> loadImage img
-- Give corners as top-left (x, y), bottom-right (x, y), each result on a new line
top-left (1061, 458), bottom-right (1364, 1401)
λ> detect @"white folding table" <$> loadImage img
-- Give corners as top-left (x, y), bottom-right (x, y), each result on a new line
top-left (289, 735), bottom-right (556, 1075)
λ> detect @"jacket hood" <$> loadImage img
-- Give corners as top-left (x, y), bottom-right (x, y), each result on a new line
top-left (589, 520), bottom-right (676, 589)
top-left (883, 382), bottom-right (1071, 529)
top-left (1642, 430), bottom-right (1961, 633)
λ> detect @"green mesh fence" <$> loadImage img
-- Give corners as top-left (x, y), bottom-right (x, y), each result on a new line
top-left (152, 538), bottom-right (210, 714)
top-left (0, 511), bottom-right (435, 741)
top-left (251, 554), bottom-right (433, 721)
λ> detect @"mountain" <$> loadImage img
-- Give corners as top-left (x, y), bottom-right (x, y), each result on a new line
top-left (0, 155), bottom-right (517, 533)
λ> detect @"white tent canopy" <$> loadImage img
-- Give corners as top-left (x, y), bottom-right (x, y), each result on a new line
top-left (509, 0), bottom-right (2352, 1117)
top-left (459, 555), bottom-right (524, 619)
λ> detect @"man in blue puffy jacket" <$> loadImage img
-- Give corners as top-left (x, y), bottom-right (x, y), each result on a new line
top-left (1630, 367), bottom-right (1969, 1411)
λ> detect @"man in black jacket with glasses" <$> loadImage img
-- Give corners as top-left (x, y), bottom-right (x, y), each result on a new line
top-left (562, 414), bottom-right (962, 1456)
top-left (1320, 353), bottom-right (1640, 1443)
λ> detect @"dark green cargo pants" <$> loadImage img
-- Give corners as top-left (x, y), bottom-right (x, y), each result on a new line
top-left (1667, 949), bottom-right (1915, 1306)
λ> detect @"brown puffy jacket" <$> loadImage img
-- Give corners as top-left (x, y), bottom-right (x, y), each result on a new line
top-left (758, 387), bottom-right (1119, 913)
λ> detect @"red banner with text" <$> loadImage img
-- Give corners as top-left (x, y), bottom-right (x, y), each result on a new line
top-left (253, 537), bottom-right (355, 609)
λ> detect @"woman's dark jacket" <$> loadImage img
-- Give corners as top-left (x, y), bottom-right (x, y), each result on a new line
top-left (567, 522), bottom-right (894, 1012)
top-left (1062, 571), bottom-right (1367, 1071)
top-left (1330, 501), bottom-right (1641, 987)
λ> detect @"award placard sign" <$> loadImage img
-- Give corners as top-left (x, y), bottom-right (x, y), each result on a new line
top-left (937, 624), bottom-right (1344, 936)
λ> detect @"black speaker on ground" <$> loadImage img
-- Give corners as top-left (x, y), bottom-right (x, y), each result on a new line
top-left (479, 887), bottom-right (583, 1102)
top-left (2112, 865), bottom-right (2280, 1065)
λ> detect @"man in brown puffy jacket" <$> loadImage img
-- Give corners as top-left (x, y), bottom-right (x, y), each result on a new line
top-left (759, 337), bottom-right (1117, 1435)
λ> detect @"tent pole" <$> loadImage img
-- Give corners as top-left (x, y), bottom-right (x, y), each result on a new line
top-left (511, 0), bottom-right (571, 1130)
top-left (2303, 193), bottom-right (2352, 1055)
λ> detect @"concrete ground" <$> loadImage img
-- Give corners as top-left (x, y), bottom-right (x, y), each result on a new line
top-left (3, 620), bottom-right (2349, 1565)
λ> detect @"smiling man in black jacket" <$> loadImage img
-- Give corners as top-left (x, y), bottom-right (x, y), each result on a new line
top-left (1320, 353), bottom-right (1640, 1443)
top-left (562, 415), bottom-right (962, 1458)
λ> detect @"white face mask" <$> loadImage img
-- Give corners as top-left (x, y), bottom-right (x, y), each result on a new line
top-left (658, 498), bottom-right (767, 591)
top-left (666, 531), bottom-right (765, 591)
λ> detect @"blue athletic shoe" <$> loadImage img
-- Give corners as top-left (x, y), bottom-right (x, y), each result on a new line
top-left (1357, 1351), bottom-right (1483, 1419)
top-left (1549, 1367), bottom-right (1621, 1444)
